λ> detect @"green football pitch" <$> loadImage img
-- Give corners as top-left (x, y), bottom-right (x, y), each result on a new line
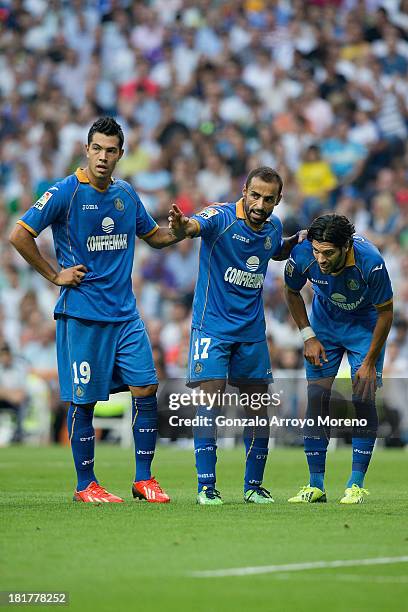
top-left (1, 445), bottom-right (407, 611)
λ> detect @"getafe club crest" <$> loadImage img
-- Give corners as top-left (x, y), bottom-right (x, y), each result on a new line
top-left (114, 198), bottom-right (124, 211)
top-left (347, 279), bottom-right (359, 291)
top-left (264, 236), bottom-right (272, 250)
top-left (194, 362), bottom-right (203, 374)
top-left (285, 261), bottom-right (294, 277)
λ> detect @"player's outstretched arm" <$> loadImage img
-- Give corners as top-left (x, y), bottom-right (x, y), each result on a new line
top-left (272, 230), bottom-right (307, 261)
top-left (9, 224), bottom-right (87, 287)
top-left (143, 204), bottom-right (199, 249)
top-left (168, 203), bottom-right (199, 238)
top-left (284, 285), bottom-right (328, 367)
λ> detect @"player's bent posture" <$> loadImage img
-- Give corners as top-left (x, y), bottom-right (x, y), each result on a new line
top-left (10, 117), bottom-right (185, 504)
top-left (170, 167), bottom-right (302, 505)
top-left (284, 214), bottom-right (393, 504)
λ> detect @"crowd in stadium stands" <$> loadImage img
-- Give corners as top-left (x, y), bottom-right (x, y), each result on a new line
top-left (0, 0), bottom-right (407, 443)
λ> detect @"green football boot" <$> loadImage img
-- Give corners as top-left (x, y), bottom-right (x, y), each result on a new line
top-left (244, 487), bottom-right (274, 504)
top-left (288, 485), bottom-right (327, 503)
top-left (340, 484), bottom-right (369, 504)
top-left (196, 486), bottom-right (223, 505)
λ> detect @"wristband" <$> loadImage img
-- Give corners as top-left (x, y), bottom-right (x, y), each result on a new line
top-left (300, 326), bottom-right (316, 342)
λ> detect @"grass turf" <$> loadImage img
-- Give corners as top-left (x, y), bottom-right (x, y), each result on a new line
top-left (1, 445), bottom-right (407, 611)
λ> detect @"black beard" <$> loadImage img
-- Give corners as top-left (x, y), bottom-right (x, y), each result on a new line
top-left (245, 204), bottom-right (267, 223)
top-left (329, 252), bottom-right (347, 274)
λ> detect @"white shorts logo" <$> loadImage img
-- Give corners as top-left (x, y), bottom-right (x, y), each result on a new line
top-left (246, 256), bottom-right (260, 272)
top-left (102, 217), bottom-right (115, 233)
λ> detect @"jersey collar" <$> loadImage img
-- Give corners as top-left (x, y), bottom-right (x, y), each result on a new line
top-left (236, 198), bottom-right (246, 219)
top-left (345, 245), bottom-right (355, 267)
top-left (75, 168), bottom-right (114, 192)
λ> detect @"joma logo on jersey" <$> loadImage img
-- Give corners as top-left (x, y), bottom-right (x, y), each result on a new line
top-left (311, 278), bottom-right (329, 285)
top-left (232, 233), bottom-right (250, 243)
top-left (82, 204), bottom-right (99, 210)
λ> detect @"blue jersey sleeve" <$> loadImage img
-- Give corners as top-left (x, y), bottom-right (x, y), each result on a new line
top-left (367, 262), bottom-right (393, 307)
top-left (135, 195), bottom-right (158, 238)
top-left (18, 185), bottom-right (68, 236)
top-left (191, 206), bottom-right (224, 240)
top-left (269, 215), bottom-right (285, 258)
top-left (284, 249), bottom-right (307, 291)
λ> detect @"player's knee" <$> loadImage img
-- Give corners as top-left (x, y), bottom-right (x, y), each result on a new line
top-left (305, 383), bottom-right (332, 434)
top-left (71, 402), bottom-right (96, 410)
top-left (307, 377), bottom-right (335, 391)
top-left (130, 384), bottom-right (158, 397)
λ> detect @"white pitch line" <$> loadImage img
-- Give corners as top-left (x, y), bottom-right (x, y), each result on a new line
top-left (272, 573), bottom-right (408, 584)
top-left (190, 556), bottom-right (408, 578)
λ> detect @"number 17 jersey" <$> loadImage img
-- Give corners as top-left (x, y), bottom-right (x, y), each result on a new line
top-left (190, 200), bottom-right (284, 342)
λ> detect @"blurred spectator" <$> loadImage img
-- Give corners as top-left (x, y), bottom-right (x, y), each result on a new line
top-left (295, 145), bottom-right (337, 220)
top-left (197, 153), bottom-right (232, 202)
top-left (321, 120), bottom-right (368, 186)
top-left (0, 342), bottom-right (28, 443)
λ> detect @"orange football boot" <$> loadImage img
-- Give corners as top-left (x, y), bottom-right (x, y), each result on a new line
top-left (132, 477), bottom-right (170, 503)
top-left (73, 481), bottom-right (124, 503)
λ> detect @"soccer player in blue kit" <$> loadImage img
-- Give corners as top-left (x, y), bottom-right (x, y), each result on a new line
top-left (10, 117), bottom-right (185, 504)
top-left (284, 214), bottom-right (393, 504)
top-left (169, 167), bottom-right (303, 505)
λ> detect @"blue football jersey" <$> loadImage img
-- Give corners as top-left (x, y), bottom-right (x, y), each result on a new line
top-left (190, 200), bottom-right (284, 342)
top-left (19, 168), bottom-right (158, 322)
top-left (284, 235), bottom-right (393, 319)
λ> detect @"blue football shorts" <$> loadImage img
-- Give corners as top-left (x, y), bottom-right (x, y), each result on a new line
top-left (56, 316), bottom-right (157, 403)
top-left (187, 327), bottom-right (273, 387)
top-left (306, 301), bottom-right (385, 384)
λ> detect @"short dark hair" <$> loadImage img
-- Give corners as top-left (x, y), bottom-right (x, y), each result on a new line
top-left (307, 214), bottom-right (355, 248)
top-left (245, 166), bottom-right (283, 196)
top-left (87, 117), bottom-right (124, 150)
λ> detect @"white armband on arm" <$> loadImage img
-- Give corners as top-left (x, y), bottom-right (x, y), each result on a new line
top-left (300, 326), bottom-right (316, 342)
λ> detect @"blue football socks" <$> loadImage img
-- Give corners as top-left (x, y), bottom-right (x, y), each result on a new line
top-left (304, 436), bottom-right (328, 490)
top-left (304, 383), bottom-right (332, 491)
top-left (132, 395), bottom-right (158, 482)
top-left (346, 396), bottom-right (378, 488)
top-left (67, 403), bottom-right (97, 491)
top-left (193, 405), bottom-right (218, 493)
top-left (243, 423), bottom-right (269, 492)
